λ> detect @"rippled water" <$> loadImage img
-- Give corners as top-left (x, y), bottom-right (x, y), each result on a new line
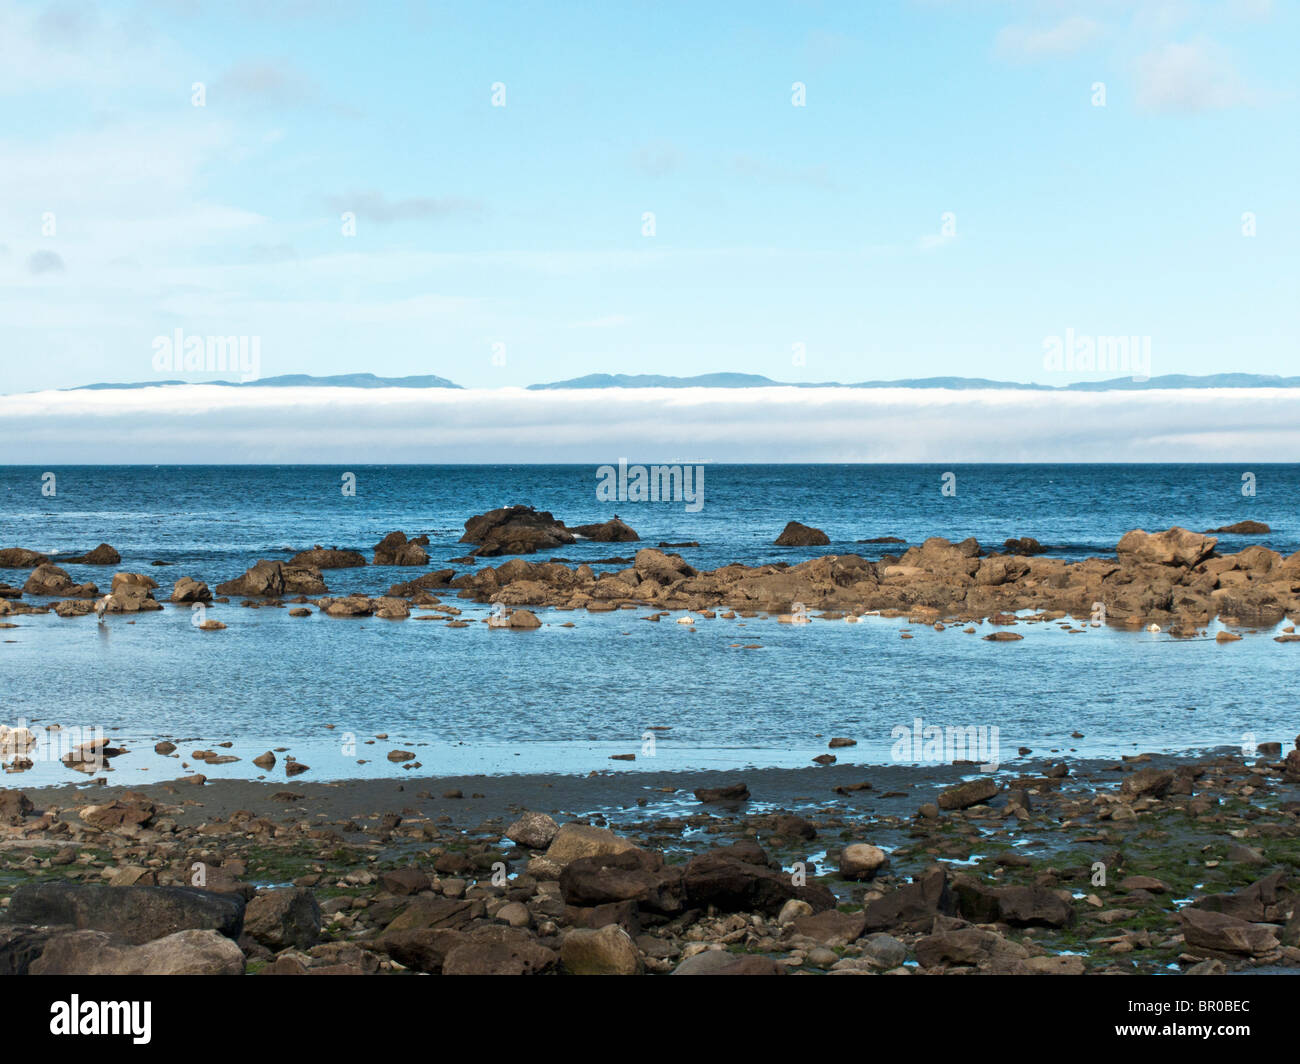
top-left (0, 464), bottom-right (1294, 783)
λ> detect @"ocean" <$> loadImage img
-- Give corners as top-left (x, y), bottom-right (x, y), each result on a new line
top-left (1, 463), bottom-right (1294, 784)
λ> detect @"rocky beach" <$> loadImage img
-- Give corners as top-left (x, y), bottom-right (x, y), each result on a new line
top-left (2, 746), bottom-right (1298, 976)
top-left (2, 505), bottom-right (1299, 976)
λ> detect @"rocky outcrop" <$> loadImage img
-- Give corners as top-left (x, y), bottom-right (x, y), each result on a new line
top-left (170, 576), bottom-right (212, 603)
top-left (427, 525), bottom-right (1300, 628)
top-left (1180, 909), bottom-right (1279, 957)
top-left (682, 843), bottom-right (835, 916)
top-left (9, 882), bottom-right (245, 945)
top-left (569, 518), bottom-right (639, 543)
top-left (215, 560), bottom-right (327, 597)
top-left (30, 928), bottom-right (245, 975)
top-left (102, 572), bottom-right (164, 613)
top-left (289, 546), bottom-right (367, 568)
top-left (315, 594), bottom-right (410, 619)
top-left (65, 543), bottom-right (121, 565)
top-left (387, 570), bottom-right (455, 596)
top-left (506, 812), bottom-right (559, 850)
top-left (1205, 521), bottom-right (1270, 535)
top-left (461, 506), bottom-right (576, 557)
top-left (559, 849), bottom-right (684, 915)
top-left (242, 888), bottom-right (322, 950)
top-left (373, 532), bottom-right (429, 566)
top-left (22, 564), bottom-right (97, 598)
top-left (560, 925), bottom-right (641, 975)
top-left (1116, 527), bottom-right (1217, 568)
top-left (0, 548), bottom-right (49, 568)
top-left (774, 521), bottom-right (830, 546)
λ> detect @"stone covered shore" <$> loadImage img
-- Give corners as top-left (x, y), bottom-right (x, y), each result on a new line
top-left (2, 509), bottom-right (1299, 635)
top-left (1, 746), bottom-right (1298, 975)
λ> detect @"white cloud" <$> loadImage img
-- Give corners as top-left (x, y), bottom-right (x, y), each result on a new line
top-left (3, 385), bottom-right (1299, 463)
top-left (995, 16), bottom-right (1103, 60)
top-left (1135, 40), bottom-right (1252, 112)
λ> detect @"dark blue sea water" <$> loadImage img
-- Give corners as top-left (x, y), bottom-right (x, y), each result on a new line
top-left (0, 464), bottom-right (1295, 784)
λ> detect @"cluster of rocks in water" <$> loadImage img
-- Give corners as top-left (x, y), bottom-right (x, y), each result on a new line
top-left (1, 512), bottom-right (1295, 636)
top-left (1, 741), bottom-right (1297, 976)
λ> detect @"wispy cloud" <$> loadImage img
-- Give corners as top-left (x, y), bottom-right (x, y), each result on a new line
top-left (995, 16), bottom-right (1104, 61)
top-left (26, 249), bottom-right (64, 274)
top-left (1135, 39), bottom-right (1253, 112)
top-left (324, 190), bottom-right (485, 224)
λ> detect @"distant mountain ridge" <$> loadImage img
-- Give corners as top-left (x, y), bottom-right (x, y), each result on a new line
top-left (39, 371), bottom-right (1300, 394)
top-left (72, 372), bottom-right (462, 391)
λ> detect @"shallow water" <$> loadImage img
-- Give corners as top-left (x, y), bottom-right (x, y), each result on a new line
top-left (1, 463), bottom-right (1295, 784)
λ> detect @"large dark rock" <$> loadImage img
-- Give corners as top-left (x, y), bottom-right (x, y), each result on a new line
top-left (694, 781), bottom-right (750, 803)
top-left (9, 882), bottom-right (245, 945)
top-left (387, 570), bottom-right (456, 596)
top-left (937, 777), bottom-right (999, 810)
top-left (672, 951), bottom-right (785, 975)
top-left (1116, 527), bottom-right (1217, 568)
top-left (375, 928), bottom-right (468, 973)
top-left (1180, 909), bottom-right (1279, 957)
top-left (372, 532), bottom-right (429, 566)
top-left (66, 543), bottom-right (121, 565)
top-left (774, 521), bottom-right (830, 547)
top-left (862, 866), bottom-right (956, 933)
top-left (215, 560), bottom-right (327, 596)
top-left (1205, 521), bottom-right (1270, 535)
top-left (30, 928), bottom-right (245, 975)
top-left (22, 564), bottom-right (97, 598)
top-left (1190, 872), bottom-right (1293, 923)
top-left (461, 506), bottom-right (575, 557)
top-left (242, 888), bottom-right (322, 950)
top-left (289, 547), bottom-right (367, 568)
top-left (569, 518), bottom-right (639, 543)
top-left (0, 547), bottom-right (49, 568)
top-left (952, 878), bottom-right (1074, 927)
top-left (0, 789), bottom-right (34, 825)
top-left (559, 849), bottom-right (684, 915)
top-left (440, 926), bottom-right (557, 975)
top-left (682, 847), bottom-right (834, 916)
top-left (0, 925), bottom-right (64, 975)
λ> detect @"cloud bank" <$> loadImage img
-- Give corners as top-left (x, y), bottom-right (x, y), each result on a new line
top-left (2, 386), bottom-right (1298, 465)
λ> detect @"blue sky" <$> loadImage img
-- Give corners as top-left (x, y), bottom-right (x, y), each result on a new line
top-left (1, 0), bottom-right (1296, 393)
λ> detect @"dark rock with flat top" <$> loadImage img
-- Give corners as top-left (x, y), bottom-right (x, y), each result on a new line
top-left (9, 882), bottom-right (245, 945)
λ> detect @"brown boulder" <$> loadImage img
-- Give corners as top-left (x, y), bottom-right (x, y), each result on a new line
top-left (1116, 527), bottom-right (1217, 568)
top-left (22, 564), bottom-right (96, 598)
top-left (170, 576), bottom-right (212, 603)
top-left (0, 548), bottom-right (49, 568)
top-left (372, 532), bottom-right (429, 566)
top-left (774, 521), bottom-right (830, 547)
top-left (289, 547), bottom-right (367, 568)
top-left (461, 506), bottom-right (575, 557)
top-left (569, 517), bottom-right (639, 542)
top-left (215, 560), bottom-right (326, 597)
top-left (66, 543), bottom-right (121, 565)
